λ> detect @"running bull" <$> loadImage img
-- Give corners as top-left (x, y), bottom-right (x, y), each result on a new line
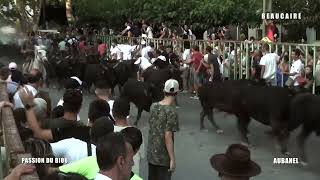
top-left (290, 93), bottom-right (320, 166)
top-left (198, 80), bottom-right (297, 154)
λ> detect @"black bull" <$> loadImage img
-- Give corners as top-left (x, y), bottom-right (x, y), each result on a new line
top-left (198, 80), bottom-right (301, 154)
top-left (83, 61), bottom-right (139, 92)
top-left (122, 66), bottom-right (183, 125)
top-left (290, 93), bottom-right (320, 165)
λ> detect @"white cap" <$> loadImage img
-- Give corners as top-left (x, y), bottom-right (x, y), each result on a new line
top-left (9, 62), bottom-right (17, 70)
top-left (164, 79), bottom-right (179, 93)
top-left (70, 76), bottom-right (82, 86)
top-left (158, 55), bottom-right (166, 62)
top-left (141, 40), bottom-right (146, 45)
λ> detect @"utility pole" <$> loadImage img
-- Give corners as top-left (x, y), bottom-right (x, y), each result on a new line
top-left (262, 0), bottom-right (266, 37)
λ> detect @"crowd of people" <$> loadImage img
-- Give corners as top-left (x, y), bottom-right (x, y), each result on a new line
top-left (0, 65), bottom-right (239, 180)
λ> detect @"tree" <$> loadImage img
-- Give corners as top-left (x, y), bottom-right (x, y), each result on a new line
top-left (0, 0), bottom-right (41, 31)
top-left (73, 0), bottom-right (263, 31)
top-left (273, 0), bottom-right (320, 27)
top-left (65, 0), bottom-right (75, 24)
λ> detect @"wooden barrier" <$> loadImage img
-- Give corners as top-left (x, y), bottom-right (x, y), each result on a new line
top-left (0, 82), bottom-right (39, 179)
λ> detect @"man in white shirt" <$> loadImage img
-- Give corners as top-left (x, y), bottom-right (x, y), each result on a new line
top-left (110, 40), bottom-right (122, 61)
top-left (285, 49), bottom-right (305, 88)
top-left (140, 41), bottom-right (148, 59)
top-left (13, 69), bottom-right (42, 109)
top-left (134, 56), bottom-right (152, 81)
top-left (95, 133), bottom-right (134, 180)
top-left (181, 42), bottom-right (191, 92)
top-left (118, 44), bottom-right (134, 61)
top-left (146, 24), bottom-right (153, 39)
top-left (51, 117), bottom-right (114, 164)
top-left (260, 44), bottom-right (279, 86)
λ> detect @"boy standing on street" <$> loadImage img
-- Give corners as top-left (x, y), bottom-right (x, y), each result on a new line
top-left (147, 79), bottom-right (180, 180)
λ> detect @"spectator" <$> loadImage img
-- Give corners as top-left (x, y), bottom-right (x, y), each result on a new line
top-left (4, 164), bottom-right (36, 180)
top-left (9, 62), bottom-right (23, 84)
top-left (285, 49), bottom-right (304, 91)
top-left (181, 41), bottom-right (191, 93)
top-left (148, 79), bottom-right (179, 180)
top-left (186, 45), bottom-right (204, 99)
top-left (277, 55), bottom-right (289, 87)
top-left (13, 69), bottom-right (43, 109)
top-left (167, 46), bottom-right (179, 68)
top-left (21, 88), bottom-right (90, 142)
top-left (57, 128), bottom-right (143, 180)
top-left (134, 55), bottom-right (152, 81)
top-left (97, 39), bottom-right (108, 58)
top-left (146, 23), bottom-right (153, 39)
top-left (303, 65), bottom-right (314, 92)
top-left (204, 46), bottom-right (221, 83)
top-left (23, 138), bottom-right (56, 178)
top-left (33, 98), bottom-right (49, 126)
top-left (121, 22), bottom-right (132, 37)
top-left (210, 144), bottom-right (261, 180)
top-left (0, 67), bottom-right (19, 96)
top-left (95, 132), bottom-right (134, 180)
top-left (110, 40), bottom-right (122, 61)
top-left (95, 80), bottom-right (114, 119)
top-left (121, 127), bottom-right (144, 176)
top-left (56, 76), bottom-right (82, 121)
top-left (251, 50), bottom-right (263, 82)
top-left (223, 26), bottom-right (232, 40)
top-left (159, 23), bottom-right (169, 39)
top-left (88, 99), bottom-right (112, 126)
top-left (112, 98), bottom-right (131, 132)
top-left (51, 117), bottom-right (114, 164)
top-left (260, 43), bottom-right (279, 86)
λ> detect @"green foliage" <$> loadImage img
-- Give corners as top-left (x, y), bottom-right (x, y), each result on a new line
top-left (0, 0), bottom-right (41, 31)
top-left (73, 0), bottom-right (263, 31)
top-left (273, 0), bottom-right (320, 27)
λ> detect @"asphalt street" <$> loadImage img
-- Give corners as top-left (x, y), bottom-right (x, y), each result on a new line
top-left (1, 55), bottom-right (320, 180)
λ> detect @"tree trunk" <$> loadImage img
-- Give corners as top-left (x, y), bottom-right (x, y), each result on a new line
top-left (66, 0), bottom-right (75, 26)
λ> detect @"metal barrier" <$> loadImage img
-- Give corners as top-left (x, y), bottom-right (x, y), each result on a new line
top-left (0, 82), bottom-right (39, 179)
top-left (96, 35), bottom-right (320, 94)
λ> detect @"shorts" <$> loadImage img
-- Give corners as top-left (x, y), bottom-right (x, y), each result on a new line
top-left (190, 68), bottom-right (207, 86)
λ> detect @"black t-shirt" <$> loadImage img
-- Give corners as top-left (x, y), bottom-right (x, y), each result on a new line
top-left (252, 59), bottom-right (261, 79)
top-left (49, 117), bottom-right (90, 143)
top-left (208, 53), bottom-right (221, 78)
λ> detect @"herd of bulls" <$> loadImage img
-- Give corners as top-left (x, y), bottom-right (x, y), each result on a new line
top-left (198, 80), bottom-right (320, 166)
top-left (45, 53), bottom-right (319, 166)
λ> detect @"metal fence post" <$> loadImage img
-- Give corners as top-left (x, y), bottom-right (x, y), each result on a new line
top-left (245, 42), bottom-right (250, 79)
top-left (313, 46), bottom-right (317, 94)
